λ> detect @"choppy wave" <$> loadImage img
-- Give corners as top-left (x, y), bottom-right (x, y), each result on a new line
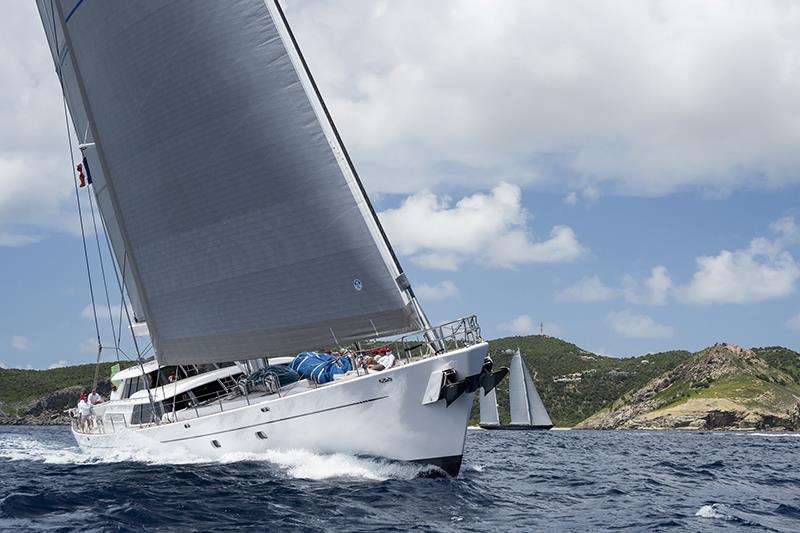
top-left (2, 427), bottom-right (800, 531)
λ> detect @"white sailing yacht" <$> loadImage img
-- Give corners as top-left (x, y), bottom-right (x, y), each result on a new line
top-left (480, 349), bottom-right (553, 430)
top-left (37, 0), bottom-right (506, 476)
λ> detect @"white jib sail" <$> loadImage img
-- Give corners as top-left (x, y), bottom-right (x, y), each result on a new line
top-left (522, 356), bottom-right (553, 427)
top-left (479, 387), bottom-right (500, 426)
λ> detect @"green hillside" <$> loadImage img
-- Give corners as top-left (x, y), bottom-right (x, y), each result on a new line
top-left (0, 362), bottom-right (130, 416)
top-left (577, 344), bottom-right (800, 430)
top-left (470, 335), bottom-right (692, 426)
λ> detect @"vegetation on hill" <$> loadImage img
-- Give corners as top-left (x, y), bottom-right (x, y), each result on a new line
top-left (469, 335), bottom-right (692, 426)
top-left (0, 362), bottom-right (131, 416)
top-left (576, 344), bottom-right (800, 430)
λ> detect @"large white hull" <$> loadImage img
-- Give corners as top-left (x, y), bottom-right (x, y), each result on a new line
top-left (73, 342), bottom-right (488, 475)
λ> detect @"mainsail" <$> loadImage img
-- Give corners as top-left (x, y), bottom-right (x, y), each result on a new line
top-left (37, 0), bottom-right (422, 364)
top-left (509, 349), bottom-right (552, 426)
top-left (479, 387), bottom-right (500, 426)
top-left (508, 351), bottom-right (532, 425)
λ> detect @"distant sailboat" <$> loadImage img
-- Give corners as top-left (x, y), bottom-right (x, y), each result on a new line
top-left (480, 349), bottom-right (553, 430)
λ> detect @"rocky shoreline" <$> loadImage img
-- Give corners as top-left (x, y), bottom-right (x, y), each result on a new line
top-left (0, 379), bottom-right (112, 426)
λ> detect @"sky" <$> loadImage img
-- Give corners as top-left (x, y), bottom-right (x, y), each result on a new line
top-left (1, 0), bottom-right (799, 369)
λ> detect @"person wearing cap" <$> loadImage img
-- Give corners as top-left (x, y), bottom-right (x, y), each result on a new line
top-left (88, 387), bottom-right (103, 405)
top-left (77, 393), bottom-right (94, 431)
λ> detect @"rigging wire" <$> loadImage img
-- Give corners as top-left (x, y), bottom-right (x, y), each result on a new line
top-left (61, 95), bottom-right (102, 390)
top-left (86, 185), bottom-right (119, 379)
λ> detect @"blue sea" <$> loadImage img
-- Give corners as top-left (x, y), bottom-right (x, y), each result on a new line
top-left (1, 426), bottom-right (799, 532)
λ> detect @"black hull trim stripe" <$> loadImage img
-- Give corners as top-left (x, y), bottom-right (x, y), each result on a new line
top-left (160, 396), bottom-right (389, 443)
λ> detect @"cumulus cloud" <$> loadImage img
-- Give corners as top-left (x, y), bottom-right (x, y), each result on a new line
top-left (0, 3), bottom-right (80, 246)
top-left (499, 314), bottom-right (538, 335)
top-left (557, 276), bottom-right (618, 302)
top-left (48, 360), bottom-right (68, 369)
top-left (380, 182), bottom-right (586, 270)
top-left (415, 280), bottom-right (459, 301)
top-left (558, 267), bottom-right (672, 305)
top-left (679, 219), bottom-right (800, 304)
top-left (285, 1), bottom-right (800, 196)
top-left (607, 310), bottom-right (673, 339)
top-left (11, 335), bottom-right (30, 351)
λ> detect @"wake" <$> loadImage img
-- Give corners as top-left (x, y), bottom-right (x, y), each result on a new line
top-left (0, 434), bottom-right (436, 481)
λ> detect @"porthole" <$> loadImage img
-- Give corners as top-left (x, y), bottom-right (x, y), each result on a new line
top-left (260, 406), bottom-right (270, 413)
top-left (211, 440), bottom-right (221, 448)
top-left (184, 423), bottom-right (191, 429)
top-left (256, 431), bottom-right (267, 440)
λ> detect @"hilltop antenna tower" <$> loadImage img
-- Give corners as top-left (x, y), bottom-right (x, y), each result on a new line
top-left (540, 322), bottom-right (544, 336)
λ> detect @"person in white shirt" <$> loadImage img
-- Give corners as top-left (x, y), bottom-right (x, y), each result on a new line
top-left (88, 387), bottom-right (103, 405)
top-left (366, 348), bottom-right (395, 371)
top-left (76, 393), bottom-right (94, 430)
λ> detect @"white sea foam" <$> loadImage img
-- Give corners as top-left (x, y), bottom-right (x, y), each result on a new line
top-left (253, 448), bottom-right (428, 481)
top-left (695, 504), bottom-right (730, 520)
top-left (749, 432), bottom-right (800, 438)
top-left (0, 435), bottom-right (429, 481)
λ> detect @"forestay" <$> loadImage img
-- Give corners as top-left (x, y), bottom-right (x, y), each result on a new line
top-left (37, 0), bottom-right (419, 364)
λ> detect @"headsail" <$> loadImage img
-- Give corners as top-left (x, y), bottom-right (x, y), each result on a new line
top-left (522, 355), bottom-right (552, 427)
top-left (479, 387), bottom-right (500, 426)
top-left (38, 0), bottom-right (421, 364)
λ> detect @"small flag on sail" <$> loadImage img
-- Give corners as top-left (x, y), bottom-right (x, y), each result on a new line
top-left (76, 162), bottom-right (86, 187)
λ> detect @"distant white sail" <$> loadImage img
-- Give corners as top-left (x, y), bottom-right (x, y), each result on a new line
top-left (523, 357), bottom-right (553, 427)
top-left (508, 351), bottom-right (532, 425)
top-left (509, 349), bottom-right (552, 427)
top-left (479, 387), bottom-right (500, 426)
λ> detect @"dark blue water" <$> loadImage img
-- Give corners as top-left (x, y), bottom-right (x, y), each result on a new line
top-left (1, 427), bottom-right (799, 532)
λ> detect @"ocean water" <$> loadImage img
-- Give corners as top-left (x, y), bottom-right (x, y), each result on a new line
top-left (0, 427), bottom-right (799, 532)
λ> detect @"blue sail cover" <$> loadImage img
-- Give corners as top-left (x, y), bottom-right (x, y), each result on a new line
top-left (36, 0), bottom-right (420, 364)
top-left (290, 352), bottom-right (353, 384)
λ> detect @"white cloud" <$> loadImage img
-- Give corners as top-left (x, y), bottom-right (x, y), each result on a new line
top-left (0, 3), bottom-right (81, 246)
top-left (81, 304), bottom-right (131, 322)
top-left (285, 1), bottom-right (800, 197)
top-left (607, 310), bottom-right (673, 339)
top-left (563, 192), bottom-right (578, 205)
top-left (48, 360), bottom-right (68, 369)
top-left (11, 335), bottom-right (30, 351)
top-left (679, 221), bottom-right (800, 304)
top-left (557, 276), bottom-right (618, 302)
top-left (415, 280), bottom-right (459, 301)
top-left (786, 313), bottom-right (800, 331)
top-left (380, 182), bottom-right (586, 270)
top-left (0, 361), bottom-right (6, 369)
top-left (622, 266), bottom-right (673, 305)
top-left (499, 314), bottom-right (538, 335)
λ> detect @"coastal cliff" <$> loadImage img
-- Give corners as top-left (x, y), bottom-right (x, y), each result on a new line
top-left (574, 344), bottom-right (800, 431)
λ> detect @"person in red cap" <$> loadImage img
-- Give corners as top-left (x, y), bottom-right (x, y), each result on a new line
top-left (77, 393), bottom-right (93, 431)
